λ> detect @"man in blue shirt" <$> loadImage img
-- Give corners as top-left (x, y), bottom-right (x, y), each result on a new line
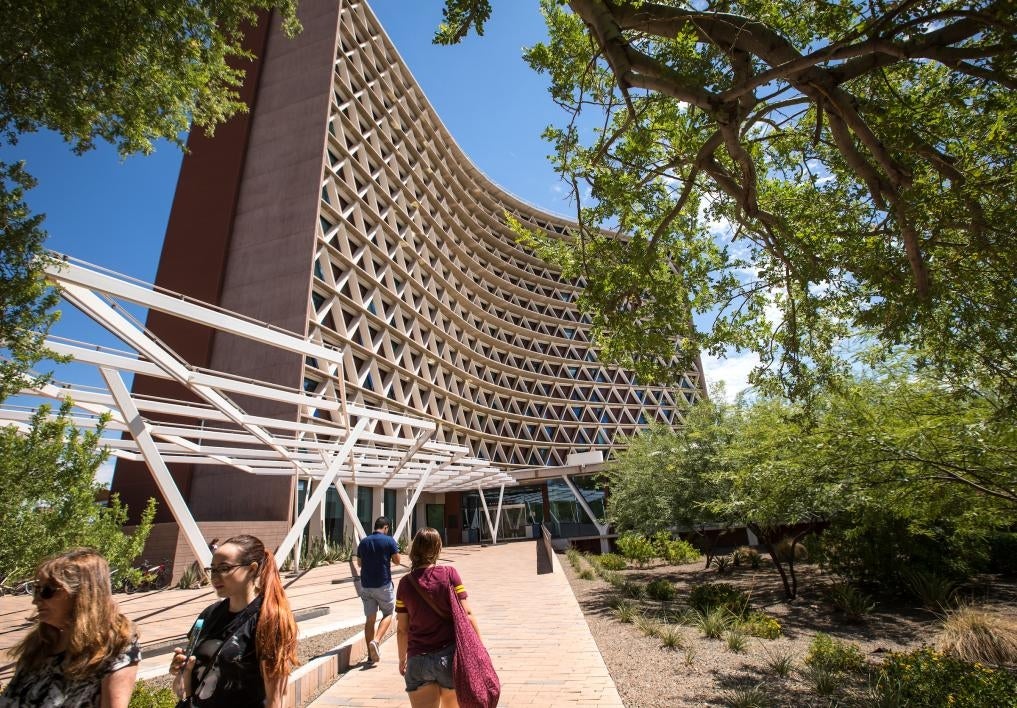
top-left (355, 516), bottom-right (402, 663)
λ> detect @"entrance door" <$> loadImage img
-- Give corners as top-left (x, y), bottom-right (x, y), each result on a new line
top-left (425, 504), bottom-right (445, 543)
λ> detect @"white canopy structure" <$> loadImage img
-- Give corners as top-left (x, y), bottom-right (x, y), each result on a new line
top-left (1, 256), bottom-right (515, 568)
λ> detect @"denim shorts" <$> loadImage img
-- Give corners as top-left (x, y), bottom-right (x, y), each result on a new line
top-left (360, 582), bottom-right (395, 617)
top-left (404, 643), bottom-right (455, 692)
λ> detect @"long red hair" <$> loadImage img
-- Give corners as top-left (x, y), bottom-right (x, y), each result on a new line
top-left (223, 535), bottom-right (298, 679)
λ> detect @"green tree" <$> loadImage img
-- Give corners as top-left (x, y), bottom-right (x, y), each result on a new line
top-left (0, 401), bottom-right (155, 586)
top-left (441, 0), bottom-right (1017, 404)
top-left (605, 395), bottom-right (737, 567)
top-left (0, 0), bottom-right (300, 399)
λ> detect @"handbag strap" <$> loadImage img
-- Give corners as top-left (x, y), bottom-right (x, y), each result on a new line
top-left (406, 571), bottom-right (450, 620)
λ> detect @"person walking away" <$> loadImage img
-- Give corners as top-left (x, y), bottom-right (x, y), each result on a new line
top-left (169, 534), bottom-right (298, 707)
top-left (0, 548), bottom-right (140, 708)
top-left (356, 516), bottom-right (401, 663)
top-left (396, 527), bottom-right (487, 708)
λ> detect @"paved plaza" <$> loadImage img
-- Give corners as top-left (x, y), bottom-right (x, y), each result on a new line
top-left (0, 542), bottom-right (623, 706)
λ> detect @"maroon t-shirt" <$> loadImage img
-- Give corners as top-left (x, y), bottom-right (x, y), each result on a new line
top-left (395, 565), bottom-right (468, 657)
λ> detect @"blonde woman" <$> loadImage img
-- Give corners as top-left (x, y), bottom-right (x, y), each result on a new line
top-left (395, 527), bottom-right (484, 708)
top-left (0, 548), bottom-right (140, 708)
top-left (170, 534), bottom-right (298, 707)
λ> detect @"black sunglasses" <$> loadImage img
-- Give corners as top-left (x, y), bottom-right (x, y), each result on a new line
top-left (33, 584), bottom-right (60, 600)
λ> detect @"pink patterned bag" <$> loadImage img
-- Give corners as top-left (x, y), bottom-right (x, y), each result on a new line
top-left (444, 580), bottom-right (500, 708)
top-left (406, 571), bottom-right (500, 708)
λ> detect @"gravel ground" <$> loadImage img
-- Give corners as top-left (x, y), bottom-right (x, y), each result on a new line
top-left (558, 551), bottom-right (1017, 707)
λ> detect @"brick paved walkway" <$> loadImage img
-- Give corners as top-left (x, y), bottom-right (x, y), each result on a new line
top-left (309, 543), bottom-right (623, 707)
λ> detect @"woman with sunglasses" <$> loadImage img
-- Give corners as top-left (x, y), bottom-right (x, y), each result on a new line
top-left (169, 534), bottom-right (298, 707)
top-left (0, 548), bottom-right (140, 708)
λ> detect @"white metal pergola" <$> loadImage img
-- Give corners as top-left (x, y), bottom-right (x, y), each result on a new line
top-left (0, 256), bottom-right (516, 568)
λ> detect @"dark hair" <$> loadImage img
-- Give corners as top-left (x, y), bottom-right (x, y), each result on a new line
top-left (222, 535), bottom-right (298, 679)
top-left (374, 516), bottom-right (390, 531)
top-left (409, 527), bottom-right (442, 569)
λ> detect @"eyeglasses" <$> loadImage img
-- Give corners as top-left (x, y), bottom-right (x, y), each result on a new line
top-left (33, 584), bottom-right (60, 600)
top-left (204, 563), bottom-right (245, 576)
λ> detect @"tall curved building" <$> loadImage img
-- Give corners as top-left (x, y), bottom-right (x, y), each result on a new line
top-left (113, 0), bottom-right (705, 557)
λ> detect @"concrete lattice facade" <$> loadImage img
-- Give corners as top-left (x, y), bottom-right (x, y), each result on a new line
top-left (113, 0), bottom-right (704, 538)
top-left (305, 0), bottom-right (704, 470)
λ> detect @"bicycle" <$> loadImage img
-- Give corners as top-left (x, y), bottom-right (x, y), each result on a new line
top-left (133, 560), bottom-right (172, 592)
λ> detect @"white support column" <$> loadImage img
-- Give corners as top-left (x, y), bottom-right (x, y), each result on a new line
top-left (492, 485), bottom-right (505, 542)
top-left (477, 485), bottom-right (496, 545)
top-left (396, 488), bottom-right (413, 544)
top-left (333, 479), bottom-right (366, 541)
top-left (274, 418), bottom-right (369, 565)
top-left (393, 462), bottom-right (436, 540)
top-left (101, 368), bottom-right (212, 569)
top-left (561, 474), bottom-right (610, 553)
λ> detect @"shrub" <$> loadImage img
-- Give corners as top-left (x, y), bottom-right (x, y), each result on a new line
top-left (711, 555), bottom-right (733, 575)
top-left (689, 607), bottom-right (736, 639)
top-left (799, 665), bottom-right (839, 697)
top-left (659, 625), bottom-right (684, 650)
top-left (616, 533), bottom-right (656, 566)
top-left (613, 603), bottom-right (637, 623)
top-left (871, 648), bottom-right (1017, 707)
top-left (936, 605), bottom-right (1017, 666)
top-left (773, 537), bottom-right (808, 562)
top-left (578, 568), bottom-right (595, 580)
top-left (599, 569), bottom-right (624, 586)
top-left (620, 580), bottom-right (645, 599)
top-left (825, 581), bottom-right (875, 622)
top-left (725, 685), bottom-right (771, 708)
top-left (633, 614), bottom-right (660, 637)
top-left (651, 531), bottom-right (700, 565)
top-left (682, 646), bottom-right (696, 666)
top-left (726, 629), bottom-right (748, 653)
top-left (688, 582), bottom-right (750, 617)
top-left (595, 552), bottom-right (627, 570)
top-left (176, 561), bottom-right (208, 590)
top-left (901, 567), bottom-right (960, 611)
top-left (763, 648), bottom-right (795, 678)
top-left (566, 547), bottom-right (584, 571)
top-left (738, 611), bottom-right (782, 639)
top-left (804, 633), bottom-right (866, 674)
top-left (733, 546), bottom-right (762, 569)
top-left (646, 578), bottom-right (676, 601)
top-left (129, 682), bottom-right (178, 708)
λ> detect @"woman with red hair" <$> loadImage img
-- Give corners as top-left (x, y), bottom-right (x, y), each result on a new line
top-left (170, 535), bottom-right (298, 707)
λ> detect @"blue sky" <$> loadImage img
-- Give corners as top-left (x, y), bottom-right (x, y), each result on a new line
top-left (4, 0), bottom-right (753, 400)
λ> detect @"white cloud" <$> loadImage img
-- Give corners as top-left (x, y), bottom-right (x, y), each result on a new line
top-left (700, 349), bottom-right (760, 401)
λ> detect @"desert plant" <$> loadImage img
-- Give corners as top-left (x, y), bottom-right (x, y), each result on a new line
top-left (652, 531), bottom-right (700, 565)
top-left (733, 546), bottom-right (763, 569)
top-left (595, 552), bottom-right (627, 570)
top-left (683, 646), bottom-right (696, 666)
top-left (902, 567), bottom-right (960, 611)
top-left (825, 581), bottom-right (875, 622)
top-left (646, 578), bottom-right (676, 601)
top-left (614, 603), bottom-right (637, 623)
top-left (763, 648), bottom-right (795, 678)
top-left (599, 569), bottom-right (624, 586)
top-left (738, 611), bottom-right (782, 639)
top-left (566, 547), bottom-right (584, 571)
top-left (799, 665), bottom-right (839, 697)
top-left (871, 647), bottom-right (1017, 707)
top-left (659, 625), bottom-right (684, 649)
top-left (724, 685), bottom-right (771, 708)
top-left (726, 629), bottom-right (748, 653)
top-left (712, 554), bottom-right (733, 575)
top-left (176, 561), bottom-right (208, 590)
top-left (619, 580), bottom-right (645, 599)
top-left (690, 606), bottom-right (736, 639)
top-left (935, 605), bottom-right (1017, 666)
top-left (616, 532), bottom-right (656, 567)
top-left (634, 614), bottom-right (660, 638)
top-left (578, 568), bottom-right (595, 580)
top-left (804, 633), bottom-right (866, 674)
top-left (688, 582), bottom-right (750, 617)
top-left (774, 537), bottom-right (808, 563)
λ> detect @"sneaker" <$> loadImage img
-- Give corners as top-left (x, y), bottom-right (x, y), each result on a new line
top-left (368, 640), bottom-right (380, 663)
